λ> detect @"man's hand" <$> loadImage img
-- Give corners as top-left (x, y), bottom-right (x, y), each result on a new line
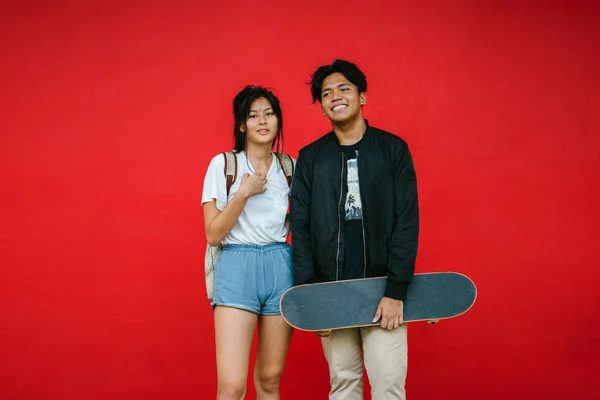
top-left (372, 297), bottom-right (404, 330)
top-left (315, 330), bottom-right (332, 337)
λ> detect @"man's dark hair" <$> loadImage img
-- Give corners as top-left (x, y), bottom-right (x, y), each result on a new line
top-left (308, 59), bottom-right (368, 103)
top-left (232, 85), bottom-right (283, 153)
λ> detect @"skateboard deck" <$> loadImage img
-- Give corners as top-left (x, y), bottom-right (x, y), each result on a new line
top-left (280, 272), bottom-right (476, 331)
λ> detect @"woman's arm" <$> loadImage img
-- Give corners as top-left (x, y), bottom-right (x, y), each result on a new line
top-left (204, 172), bottom-right (267, 246)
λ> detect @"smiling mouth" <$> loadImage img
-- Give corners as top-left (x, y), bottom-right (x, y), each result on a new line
top-left (331, 105), bottom-right (348, 111)
top-left (258, 129), bottom-right (270, 134)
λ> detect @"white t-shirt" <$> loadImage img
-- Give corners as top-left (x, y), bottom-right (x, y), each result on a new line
top-left (201, 151), bottom-right (296, 245)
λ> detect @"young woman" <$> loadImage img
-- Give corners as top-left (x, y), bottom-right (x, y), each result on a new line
top-left (201, 85), bottom-right (295, 400)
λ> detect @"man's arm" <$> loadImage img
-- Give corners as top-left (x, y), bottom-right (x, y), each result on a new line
top-left (373, 141), bottom-right (419, 329)
top-left (290, 151), bottom-right (316, 286)
top-left (384, 140), bottom-right (420, 301)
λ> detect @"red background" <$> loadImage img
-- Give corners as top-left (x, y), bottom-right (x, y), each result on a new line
top-left (1, 1), bottom-right (599, 399)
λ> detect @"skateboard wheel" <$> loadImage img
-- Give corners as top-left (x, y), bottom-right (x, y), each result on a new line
top-left (427, 319), bottom-right (439, 325)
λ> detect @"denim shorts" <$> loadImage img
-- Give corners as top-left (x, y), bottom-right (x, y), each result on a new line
top-left (212, 242), bottom-right (293, 315)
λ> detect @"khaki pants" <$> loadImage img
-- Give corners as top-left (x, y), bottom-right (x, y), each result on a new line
top-left (321, 325), bottom-right (408, 400)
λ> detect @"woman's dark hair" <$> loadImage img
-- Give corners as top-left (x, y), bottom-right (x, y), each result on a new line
top-left (308, 59), bottom-right (368, 103)
top-left (232, 85), bottom-right (283, 153)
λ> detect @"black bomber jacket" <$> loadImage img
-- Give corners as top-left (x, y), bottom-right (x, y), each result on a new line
top-left (290, 122), bottom-right (420, 301)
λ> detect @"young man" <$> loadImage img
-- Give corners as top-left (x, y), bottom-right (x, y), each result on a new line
top-left (290, 59), bottom-right (419, 400)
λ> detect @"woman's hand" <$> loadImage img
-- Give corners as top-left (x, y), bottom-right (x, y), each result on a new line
top-left (237, 172), bottom-right (267, 198)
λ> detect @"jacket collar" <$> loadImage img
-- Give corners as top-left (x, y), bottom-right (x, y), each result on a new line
top-left (328, 119), bottom-right (371, 146)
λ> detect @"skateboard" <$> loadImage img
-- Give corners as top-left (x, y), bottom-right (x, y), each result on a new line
top-left (280, 272), bottom-right (477, 331)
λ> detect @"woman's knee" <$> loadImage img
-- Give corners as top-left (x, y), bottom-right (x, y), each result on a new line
top-left (217, 382), bottom-right (246, 400)
top-left (256, 369), bottom-right (282, 393)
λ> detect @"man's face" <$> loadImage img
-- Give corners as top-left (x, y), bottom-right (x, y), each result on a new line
top-left (320, 72), bottom-right (366, 124)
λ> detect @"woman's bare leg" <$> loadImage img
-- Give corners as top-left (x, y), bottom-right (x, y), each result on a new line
top-left (214, 306), bottom-right (258, 400)
top-left (253, 315), bottom-right (293, 400)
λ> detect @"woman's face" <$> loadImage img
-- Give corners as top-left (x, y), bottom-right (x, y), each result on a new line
top-left (241, 97), bottom-right (278, 147)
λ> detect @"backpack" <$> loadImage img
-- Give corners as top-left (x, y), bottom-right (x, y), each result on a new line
top-left (205, 152), bottom-right (294, 301)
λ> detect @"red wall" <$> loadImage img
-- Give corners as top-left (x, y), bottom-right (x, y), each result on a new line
top-left (1, 1), bottom-right (599, 399)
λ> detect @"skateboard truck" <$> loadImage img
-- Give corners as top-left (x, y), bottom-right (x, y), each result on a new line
top-left (426, 319), bottom-right (440, 325)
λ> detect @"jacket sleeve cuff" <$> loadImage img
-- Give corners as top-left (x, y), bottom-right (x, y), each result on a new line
top-left (383, 279), bottom-right (409, 301)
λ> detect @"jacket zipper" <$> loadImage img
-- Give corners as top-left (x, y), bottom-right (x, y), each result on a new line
top-left (356, 150), bottom-right (367, 277)
top-left (335, 152), bottom-right (344, 281)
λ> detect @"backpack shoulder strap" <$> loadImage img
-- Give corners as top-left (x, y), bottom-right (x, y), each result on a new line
top-left (275, 153), bottom-right (294, 187)
top-left (222, 152), bottom-right (238, 196)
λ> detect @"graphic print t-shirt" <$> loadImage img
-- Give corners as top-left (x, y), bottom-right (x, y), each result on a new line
top-left (340, 143), bottom-right (365, 280)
